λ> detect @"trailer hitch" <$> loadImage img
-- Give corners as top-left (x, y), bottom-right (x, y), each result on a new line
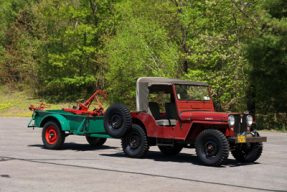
top-left (29, 103), bottom-right (50, 111)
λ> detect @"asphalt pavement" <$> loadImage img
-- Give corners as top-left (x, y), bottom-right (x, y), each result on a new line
top-left (0, 117), bottom-right (287, 192)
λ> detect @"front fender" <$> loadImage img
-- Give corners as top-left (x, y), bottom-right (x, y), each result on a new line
top-left (185, 121), bottom-right (230, 140)
top-left (40, 114), bottom-right (70, 131)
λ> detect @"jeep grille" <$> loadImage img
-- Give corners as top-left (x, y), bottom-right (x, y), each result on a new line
top-left (234, 114), bottom-right (247, 136)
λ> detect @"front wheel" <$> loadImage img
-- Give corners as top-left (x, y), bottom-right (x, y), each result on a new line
top-left (121, 124), bottom-right (149, 158)
top-left (195, 129), bottom-right (229, 167)
top-left (86, 136), bottom-right (107, 147)
top-left (158, 144), bottom-right (183, 156)
top-left (231, 142), bottom-right (263, 163)
top-left (42, 121), bottom-right (65, 149)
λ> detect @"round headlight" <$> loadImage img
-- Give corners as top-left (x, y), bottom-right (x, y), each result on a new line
top-left (246, 115), bottom-right (253, 126)
top-left (228, 115), bottom-right (235, 127)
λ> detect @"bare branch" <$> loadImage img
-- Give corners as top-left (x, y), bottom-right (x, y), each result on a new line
top-left (230, 0), bottom-right (257, 27)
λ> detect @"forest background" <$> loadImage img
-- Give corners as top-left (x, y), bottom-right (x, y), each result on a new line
top-left (0, 0), bottom-right (286, 131)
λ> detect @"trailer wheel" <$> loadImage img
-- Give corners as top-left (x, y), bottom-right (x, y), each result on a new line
top-left (104, 104), bottom-right (132, 138)
top-left (85, 136), bottom-right (107, 147)
top-left (42, 121), bottom-right (65, 149)
top-left (231, 142), bottom-right (263, 163)
top-left (158, 144), bottom-right (183, 156)
top-left (121, 124), bottom-right (149, 158)
top-left (195, 129), bottom-right (229, 167)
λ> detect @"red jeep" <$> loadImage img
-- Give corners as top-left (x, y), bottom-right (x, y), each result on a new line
top-left (103, 77), bottom-right (267, 166)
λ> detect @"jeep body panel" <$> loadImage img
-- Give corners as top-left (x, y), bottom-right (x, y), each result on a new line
top-left (124, 77), bottom-right (266, 165)
top-left (133, 78), bottom-right (256, 141)
top-left (131, 112), bottom-right (231, 140)
top-left (180, 111), bottom-right (229, 121)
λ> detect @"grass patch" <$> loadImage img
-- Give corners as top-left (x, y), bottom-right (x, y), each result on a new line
top-left (0, 85), bottom-right (109, 117)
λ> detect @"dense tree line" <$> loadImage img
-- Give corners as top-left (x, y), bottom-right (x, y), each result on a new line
top-left (0, 0), bottom-right (286, 130)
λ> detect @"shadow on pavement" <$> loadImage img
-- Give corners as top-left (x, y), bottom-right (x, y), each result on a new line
top-left (28, 143), bottom-right (118, 151)
top-left (29, 143), bottom-right (261, 167)
top-left (225, 159), bottom-right (260, 167)
top-left (101, 151), bottom-right (260, 167)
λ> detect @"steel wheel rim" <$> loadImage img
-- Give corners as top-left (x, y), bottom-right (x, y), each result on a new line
top-left (201, 139), bottom-right (219, 158)
top-left (109, 113), bottom-right (123, 129)
top-left (128, 133), bottom-right (141, 149)
top-left (45, 126), bottom-right (58, 145)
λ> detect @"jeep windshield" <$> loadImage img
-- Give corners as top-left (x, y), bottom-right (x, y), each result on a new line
top-left (175, 85), bottom-right (211, 101)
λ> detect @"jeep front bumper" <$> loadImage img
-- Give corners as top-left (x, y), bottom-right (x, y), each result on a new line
top-left (228, 136), bottom-right (267, 144)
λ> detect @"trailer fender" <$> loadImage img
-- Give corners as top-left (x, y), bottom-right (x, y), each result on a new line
top-left (40, 114), bottom-right (70, 131)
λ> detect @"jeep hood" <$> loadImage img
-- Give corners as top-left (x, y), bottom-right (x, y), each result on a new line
top-left (180, 112), bottom-right (238, 122)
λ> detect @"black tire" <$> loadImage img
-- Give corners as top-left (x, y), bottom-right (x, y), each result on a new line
top-left (121, 124), bottom-right (149, 158)
top-left (158, 144), bottom-right (183, 156)
top-left (195, 129), bottom-right (229, 167)
top-left (85, 136), bottom-right (107, 147)
top-left (42, 120), bottom-right (65, 149)
top-left (231, 142), bottom-right (263, 163)
top-left (104, 104), bottom-right (132, 138)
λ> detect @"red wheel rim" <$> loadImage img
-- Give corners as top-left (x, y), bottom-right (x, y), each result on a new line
top-left (45, 126), bottom-right (58, 145)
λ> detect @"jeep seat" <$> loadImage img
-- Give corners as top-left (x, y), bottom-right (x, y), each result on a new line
top-left (165, 103), bottom-right (177, 126)
top-left (148, 102), bottom-right (176, 126)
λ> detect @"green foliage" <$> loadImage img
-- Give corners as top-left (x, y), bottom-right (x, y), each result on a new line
top-left (0, 0), bottom-right (119, 100)
top-left (0, 0), bottom-right (286, 130)
top-left (244, 0), bottom-right (287, 129)
top-left (0, 0), bottom-right (36, 84)
top-left (180, 0), bottom-right (257, 112)
top-left (105, 0), bottom-right (179, 106)
top-left (34, 0), bottom-right (110, 98)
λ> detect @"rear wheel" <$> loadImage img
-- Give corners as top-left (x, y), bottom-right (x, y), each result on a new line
top-left (121, 124), bottom-right (149, 158)
top-left (85, 136), bottom-right (107, 147)
top-left (158, 144), bottom-right (183, 156)
top-left (231, 142), bottom-right (263, 163)
top-left (42, 121), bottom-right (65, 149)
top-left (195, 129), bottom-right (229, 167)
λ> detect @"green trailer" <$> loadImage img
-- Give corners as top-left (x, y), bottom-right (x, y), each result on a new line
top-left (26, 90), bottom-right (132, 149)
top-left (28, 109), bottom-right (113, 149)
